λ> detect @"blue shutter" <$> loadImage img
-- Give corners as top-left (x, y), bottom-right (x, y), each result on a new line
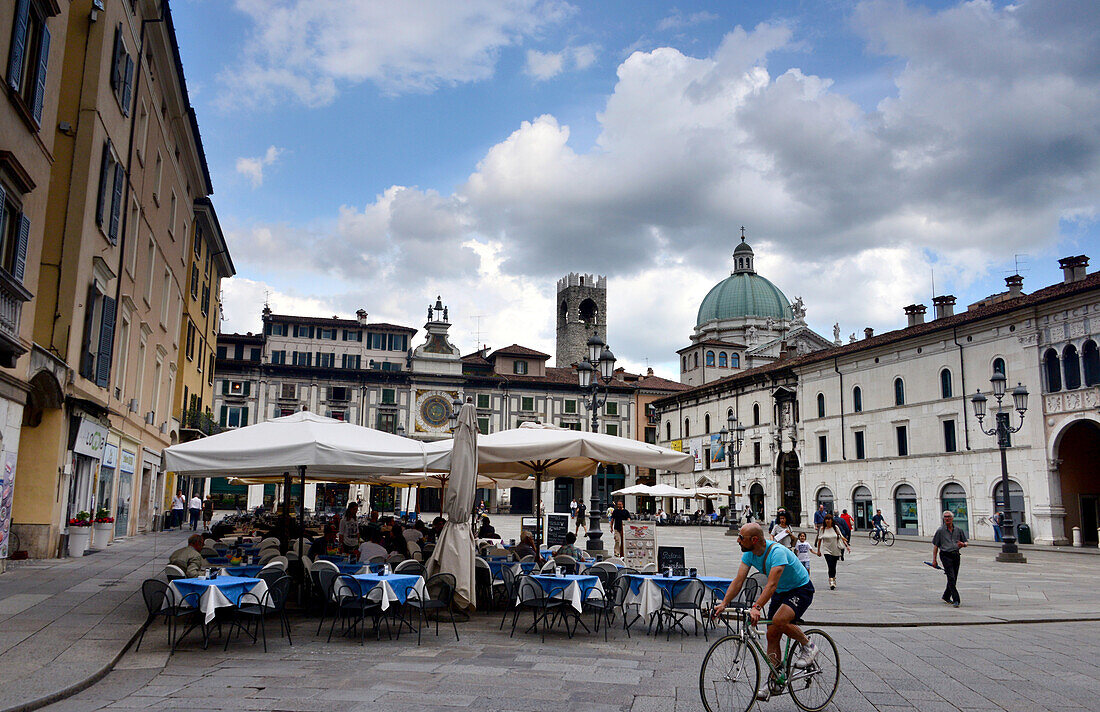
top-left (95, 296), bottom-right (116, 387)
top-left (95, 140), bottom-right (112, 227)
top-left (80, 285), bottom-right (96, 379)
top-left (110, 25), bottom-right (122, 89)
top-left (31, 23), bottom-right (50, 125)
top-left (121, 54), bottom-right (134, 116)
top-left (108, 162), bottom-right (124, 243)
top-left (13, 214), bottom-right (29, 283)
top-left (7, 0), bottom-right (29, 92)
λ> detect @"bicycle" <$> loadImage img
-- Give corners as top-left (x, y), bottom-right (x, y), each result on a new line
top-left (700, 607), bottom-right (839, 712)
top-left (868, 526), bottom-right (894, 546)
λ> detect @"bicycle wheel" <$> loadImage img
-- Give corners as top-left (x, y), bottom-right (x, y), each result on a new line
top-left (787, 629), bottom-right (840, 712)
top-left (867, 530), bottom-right (877, 545)
top-left (700, 634), bottom-right (761, 712)
top-left (883, 532), bottom-right (895, 546)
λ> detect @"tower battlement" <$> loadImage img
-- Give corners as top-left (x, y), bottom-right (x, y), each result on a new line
top-left (556, 273), bottom-right (606, 292)
top-left (555, 273), bottom-right (607, 367)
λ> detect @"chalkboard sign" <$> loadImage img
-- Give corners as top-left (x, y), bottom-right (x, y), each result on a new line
top-left (657, 545), bottom-right (686, 572)
top-left (519, 516), bottom-right (538, 536)
top-left (545, 513), bottom-right (569, 547)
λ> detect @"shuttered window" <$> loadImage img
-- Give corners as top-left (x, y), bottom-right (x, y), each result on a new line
top-left (0, 184), bottom-right (30, 283)
top-left (8, 0), bottom-right (52, 127)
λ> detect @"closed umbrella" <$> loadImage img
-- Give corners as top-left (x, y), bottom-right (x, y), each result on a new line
top-left (425, 402), bottom-right (479, 610)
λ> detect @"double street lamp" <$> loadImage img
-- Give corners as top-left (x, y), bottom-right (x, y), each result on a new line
top-left (577, 335), bottom-right (617, 554)
top-left (720, 413), bottom-right (746, 535)
top-left (970, 372), bottom-right (1029, 563)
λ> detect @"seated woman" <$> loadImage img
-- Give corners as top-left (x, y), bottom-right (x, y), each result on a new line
top-left (477, 516), bottom-right (499, 539)
top-left (387, 523), bottom-right (411, 559)
top-left (512, 532), bottom-right (543, 564)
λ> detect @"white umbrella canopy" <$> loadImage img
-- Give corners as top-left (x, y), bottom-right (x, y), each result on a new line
top-left (611, 484), bottom-right (656, 496)
top-left (647, 483), bottom-right (696, 498)
top-left (163, 411), bottom-right (449, 477)
top-left (376, 473), bottom-right (535, 490)
top-left (425, 402), bottom-right (479, 610)
top-left (692, 486), bottom-right (731, 498)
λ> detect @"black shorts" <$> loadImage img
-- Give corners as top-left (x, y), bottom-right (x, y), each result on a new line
top-left (768, 582), bottom-right (814, 622)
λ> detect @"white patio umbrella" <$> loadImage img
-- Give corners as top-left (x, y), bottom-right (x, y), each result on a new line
top-left (425, 402), bottom-right (479, 610)
top-left (438, 422), bottom-right (695, 544)
top-left (691, 486), bottom-right (731, 498)
top-left (647, 483), bottom-right (696, 498)
top-left (611, 484), bottom-right (655, 496)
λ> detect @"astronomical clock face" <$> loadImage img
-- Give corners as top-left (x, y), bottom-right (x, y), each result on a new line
top-left (416, 390), bottom-right (458, 433)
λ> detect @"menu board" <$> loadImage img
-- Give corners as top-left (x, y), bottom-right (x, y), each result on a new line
top-left (545, 513), bottom-right (569, 547)
top-left (623, 522), bottom-right (656, 569)
top-left (657, 545), bottom-right (686, 573)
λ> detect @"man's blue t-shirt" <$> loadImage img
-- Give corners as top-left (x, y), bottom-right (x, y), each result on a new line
top-left (741, 541), bottom-right (811, 593)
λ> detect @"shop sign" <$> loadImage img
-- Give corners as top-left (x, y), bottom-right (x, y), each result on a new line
top-left (120, 449), bottom-right (136, 474)
top-left (103, 443), bottom-right (118, 469)
top-left (73, 419), bottom-right (108, 459)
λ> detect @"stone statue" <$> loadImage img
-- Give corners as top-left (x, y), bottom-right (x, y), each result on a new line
top-left (833, 323), bottom-right (841, 344)
top-left (764, 317), bottom-right (775, 331)
top-left (747, 325), bottom-right (758, 345)
top-left (791, 296), bottom-right (807, 325)
top-left (849, 333), bottom-right (857, 344)
top-left (427, 304), bottom-right (433, 321)
top-left (443, 306), bottom-right (449, 322)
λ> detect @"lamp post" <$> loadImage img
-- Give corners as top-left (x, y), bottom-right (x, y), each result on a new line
top-left (577, 335), bottom-right (617, 554)
top-left (721, 413), bottom-right (746, 536)
top-left (970, 372), bottom-right (1028, 563)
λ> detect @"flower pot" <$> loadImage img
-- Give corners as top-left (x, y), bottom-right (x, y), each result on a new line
top-left (92, 522), bottom-right (112, 548)
top-left (68, 528), bottom-right (92, 557)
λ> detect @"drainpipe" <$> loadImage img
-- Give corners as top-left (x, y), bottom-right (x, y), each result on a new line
top-left (834, 356), bottom-right (846, 460)
top-left (953, 325), bottom-right (971, 450)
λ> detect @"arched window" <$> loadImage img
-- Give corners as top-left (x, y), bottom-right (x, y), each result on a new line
top-left (666, 421), bottom-right (671, 440)
top-left (1064, 344), bottom-right (1082, 390)
top-left (684, 418), bottom-right (690, 438)
top-left (706, 351), bottom-right (715, 367)
top-left (1044, 348), bottom-right (1062, 392)
top-left (894, 378), bottom-right (905, 406)
top-left (752, 403), bottom-right (760, 425)
top-left (816, 393), bottom-right (825, 418)
top-left (730, 352), bottom-right (740, 368)
top-left (738, 258), bottom-right (744, 269)
top-left (1083, 340), bottom-right (1100, 386)
top-left (727, 407), bottom-right (734, 422)
top-left (704, 413), bottom-right (711, 433)
top-left (992, 357), bottom-right (1006, 376)
top-left (852, 386), bottom-right (862, 413)
top-left (718, 352), bottom-right (728, 368)
top-left (681, 356), bottom-right (687, 371)
top-left (940, 369), bottom-right (952, 399)
top-left (693, 352), bottom-right (699, 369)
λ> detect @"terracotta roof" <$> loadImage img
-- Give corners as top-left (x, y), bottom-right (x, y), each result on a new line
top-left (635, 374), bottom-right (691, 392)
top-left (655, 269), bottom-right (1100, 406)
top-left (266, 313), bottom-right (417, 332)
top-left (461, 351), bottom-right (493, 367)
top-left (488, 344), bottom-right (551, 359)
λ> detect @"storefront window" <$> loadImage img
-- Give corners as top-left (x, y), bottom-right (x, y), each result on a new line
top-left (894, 483), bottom-right (918, 534)
top-left (940, 482), bottom-right (969, 533)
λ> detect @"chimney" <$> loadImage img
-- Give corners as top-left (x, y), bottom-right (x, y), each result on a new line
top-left (356, 309), bottom-right (369, 326)
top-left (1058, 255), bottom-right (1089, 284)
top-left (864, 327), bottom-right (874, 340)
top-left (903, 304), bottom-right (927, 328)
top-left (1005, 274), bottom-right (1023, 298)
top-left (646, 367), bottom-right (654, 376)
top-left (932, 295), bottom-right (956, 319)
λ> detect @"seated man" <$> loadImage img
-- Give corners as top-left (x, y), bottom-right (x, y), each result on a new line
top-left (714, 522), bottom-right (818, 701)
top-left (556, 531), bottom-right (585, 561)
top-left (169, 534), bottom-right (208, 578)
top-left (308, 525), bottom-right (339, 559)
top-left (477, 516), bottom-right (499, 539)
top-left (428, 516), bottom-right (445, 544)
top-left (358, 527), bottom-right (388, 562)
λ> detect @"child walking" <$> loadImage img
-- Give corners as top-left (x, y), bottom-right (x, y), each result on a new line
top-left (795, 531), bottom-right (817, 571)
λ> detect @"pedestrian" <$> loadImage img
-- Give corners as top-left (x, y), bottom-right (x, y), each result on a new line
top-left (770, 511), bottom-right (794, 550)
top-left (187, 492), bottom-right (202, 531)
top-left (610, 500), bottom-right (632, 557)
top-left (931, 510), bottom-right (968, 607)
top-left (171, 490), bottom-right (185, 529)
top-left (813, 504), bottom-right (826, 532)
top-left (574, 499), bottom-right (587, 534)
top-left (569, 497), bottom-right (578, 520)
top-left (339, 502), bottom-right (360, 554)
top-left (991, 511), bottom-right (1003, 542)
top-left (794, 532), bottom-right (816, 572)
top-left (839, 509), bottom-right (854, 533)
top-left (202, 494), bottom-right (213, 529)
top-left (742, 503), bottom-right (753, 524)
top-left (815, 512), bottom-right (849, 589)
top-left (871, 509), bottom-right (887, 541)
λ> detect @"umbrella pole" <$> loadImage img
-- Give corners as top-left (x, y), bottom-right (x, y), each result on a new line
top-left (535, 470), bottom-right (543, 547)
top-left (298, 465), bottom-right (306, 558)
top-left (281, 471), bottom-right (291, 554)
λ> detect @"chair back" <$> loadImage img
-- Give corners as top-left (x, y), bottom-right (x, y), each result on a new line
top-left (587, 567), bottom-right (611, 587)
top-left (519, 554), bottom-right (535, 563)
top-left (258, 567), bottom-right (283, 588)
top-left (367, 555), bottom-right (386, 565)
top-left (311, 558), bottom-right (339, 573)
top-left (317, 568), bottom-right (339, 600)
top-left (604, 556), bottom-right (626, 566)
top-left (612, 576), bottom-right (632, 607)
top-left (500, 563), bottom-right (518, 599)
top-left (639, 562), bottom-right (657, 573)
top-left (163, 564), bottom-right (186, 581)
top-left (141, 579), bottom-right (169, 615)
top-left (258, 537), bottom-right (280, 549)
top-left (516, 576), bottom-right (544, 605)
top-left (553, 555), bottom-right (578, 574)
top-left (619, 567), bottom-right (640, 576)
top-left (257, 550), bottom-right (280, 565)
top-left (203, 538), bottom-right (218, 549)
top-left (426, 572), bottom-right (456, 606)
top-left (267, 575), bottom-right (293, 611)
top-left (332, 574), bottom-right (363, 603)
top-left (670, 578), bottom-right (704, 607)
top-left (268, 555), bottom-right (289, 568)
top-left (393, 559), bottom-right (423, 575)
top-left (386, 552), bottom-right (405, 564)
top-left (201, 546), bottom-right (218, 558)
top-left (540, 559), bottom-right (555, 573)
top-left (739, 576), bottom-right (761, 604)
top-left (300, 555), bottom-right (313, 572)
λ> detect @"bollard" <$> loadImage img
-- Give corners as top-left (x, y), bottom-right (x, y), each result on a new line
top-left (1072, 526), bottom-right (1082, 547)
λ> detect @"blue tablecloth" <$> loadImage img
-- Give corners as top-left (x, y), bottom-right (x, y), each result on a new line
top-left (626, 574), bottom-right (732, 597)
top-left (485, 560), bottom-right (537, 580)
top-left (319, 554), bottom-right (348, 563)
top-left (172, 576), bottom-right (260, 606)
top-left (339, 573), bottom-right (427, 610)
top-left (527, 574), bottom-right (604, 612)
top-left (205, 556), bottom-right (230, 565)
top-left (336, 563), bottom-right (366, 575)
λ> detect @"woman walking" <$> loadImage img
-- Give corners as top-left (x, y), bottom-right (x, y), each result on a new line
top-left (815, 512), bottom-right (850, 589)
top-left (339, 501), bottom-right (361, 555)
top-left (770, 511), bottom-right (794, 550)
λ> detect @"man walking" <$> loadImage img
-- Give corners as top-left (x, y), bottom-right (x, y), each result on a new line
top-left (171, 490), bottom-right (185, 529)
top-left (610, 500), bottom-right (631, 557)
top-left (813, 504), bottom-right (827, 532)
top-left (188, 492), bottom-right (202, 531)
top-left (931, 510), bottom-right (968, 607)
top-left (574, 499), bottom-right (587, 535)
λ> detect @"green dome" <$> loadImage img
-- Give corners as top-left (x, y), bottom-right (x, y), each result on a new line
top-left (696, 273), bottom-right (793, 326)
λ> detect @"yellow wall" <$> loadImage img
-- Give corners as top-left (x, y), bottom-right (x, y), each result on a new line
top-left (12, 408), bottom-right (66, 527)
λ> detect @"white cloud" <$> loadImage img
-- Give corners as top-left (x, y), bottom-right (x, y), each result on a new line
top-left (235, 145), bottom-right (283, 188)
top-left (220, 277), bottom-right (346, 334)
top-left (222, 1), bottom-right (1100, 374)
top-left (524, 44), bottom-right (599, 81)
top-left (220, 0), bottom-right (575, 107)
top-left (657, 10), bottom-right (719, 32)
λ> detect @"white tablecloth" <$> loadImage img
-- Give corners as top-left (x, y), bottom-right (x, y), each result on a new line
top-left (517, 576), bottom-right (605, 613)
top-left (332, 574), bottom-right (428, 611)
top-left (166, 578), bottom-right (270, 624)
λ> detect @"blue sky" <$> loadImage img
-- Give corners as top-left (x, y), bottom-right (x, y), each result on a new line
top-left (171, 0), bottom-right (1099, 375)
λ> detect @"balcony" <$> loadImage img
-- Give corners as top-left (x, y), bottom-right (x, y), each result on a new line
top-left (0, 268), bottom-right (32, 368)
top-left (180, 409), bottom-right (225, 438)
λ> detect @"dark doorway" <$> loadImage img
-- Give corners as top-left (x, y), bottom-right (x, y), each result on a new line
top-left (1056, 420), bottom-right (1100, 543)
top-left (749, 483), bottom-right (765, 521)
top-left (554, 479), bottom-right (574, 512)
top-left (510, 487), bottom-right (534, 514)
top-left (778, 452), bottom-right (801, 525)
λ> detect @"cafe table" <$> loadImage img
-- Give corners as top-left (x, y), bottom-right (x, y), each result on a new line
top-left (523, 574), bottom-right (604, 613)
top-left (624, 574), bottom-right (732, 619)
top-left (165, 575), bottom-right (270, 651)
top-left (334, 573), bottom-right (427, 611)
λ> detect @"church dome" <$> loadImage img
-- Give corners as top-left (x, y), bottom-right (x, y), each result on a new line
top-left (696, 273), bottom-right (793, 326)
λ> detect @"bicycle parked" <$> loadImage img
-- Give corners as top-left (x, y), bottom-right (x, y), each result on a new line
top-left (700, 607), bottom-right (840, 711)
top-left (868, 524), bottom-right (895, 546)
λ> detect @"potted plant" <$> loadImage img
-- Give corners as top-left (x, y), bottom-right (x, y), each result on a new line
top-left (68, 511), bottom-right (93, 557)
top-left (92, 508), bottom-right (114, 548)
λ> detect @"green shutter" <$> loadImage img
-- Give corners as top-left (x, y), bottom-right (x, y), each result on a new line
top-left (219, 405), bottom-right (227, 426)
top-left (241, 407), bottom-right (248, 426)
top-left (243, 381), bottom-right (250, 396)
top-left (222, 379), bottom-right (229, 395)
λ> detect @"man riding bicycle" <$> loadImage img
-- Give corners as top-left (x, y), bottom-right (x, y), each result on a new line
top-left (871, 509), bottom-right (886, 540)
top-left (714, 522), bottom-right (818, 700)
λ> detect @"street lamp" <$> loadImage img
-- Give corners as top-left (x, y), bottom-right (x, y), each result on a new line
top-left (721, 412), bottom-right (746, 536)
top-left (970, 377), bottom-right (1029, 563)
top-left (577, 335), bottom-right (617, 554)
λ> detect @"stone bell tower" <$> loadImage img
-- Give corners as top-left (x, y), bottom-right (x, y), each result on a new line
top-left (555, 273), bottom-right (607, 367)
